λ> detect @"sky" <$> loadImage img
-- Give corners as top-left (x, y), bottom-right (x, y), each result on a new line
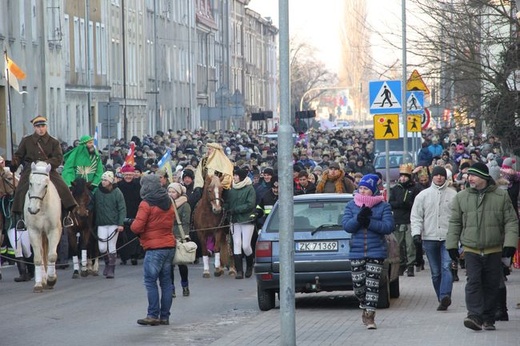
top-left (247, 0), bottom-right (406, 75)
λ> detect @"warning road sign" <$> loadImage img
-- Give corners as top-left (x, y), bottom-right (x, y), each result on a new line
top-left (369, 80), bottom-right (402, 114)
top-left (407, 115), bottom-right (422, 133)
top-left (406, 70), bottom-right (430, 95)
top-left (373, 114), bottom-right (399, 140)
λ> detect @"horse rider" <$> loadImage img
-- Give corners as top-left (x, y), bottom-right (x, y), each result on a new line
top-left (9, 116), bottom-right (77, 228)
top-left (190, 142), bottom-right (234, 205)
top-left (62, 135), bottom-right (104, 189)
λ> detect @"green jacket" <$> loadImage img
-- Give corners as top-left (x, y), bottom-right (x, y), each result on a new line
top-left (225, 180), bottom-right (256, 224)
top-left (62, 145), bottom-right (104, 187)
top-left (447, 183), bottom-right (519, 254)
top-left (94, 186), bottom-right (127, 227)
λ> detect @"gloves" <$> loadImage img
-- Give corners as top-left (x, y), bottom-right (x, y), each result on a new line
top-left (413, 235), bottom-right (422, 246)
top-left (123, 218), bottom-right (135, 227)
top-left (357, 206), bottom-right (372, 228)
top-left (448, 249), bottom-right (460, 261)
top-left (502, 246), bottom-right (516, 258)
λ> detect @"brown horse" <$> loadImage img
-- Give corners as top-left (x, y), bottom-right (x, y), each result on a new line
top-left (193, 175), bottom-right (233, 278)
top-left (67, 178), bottom-right (99, 278)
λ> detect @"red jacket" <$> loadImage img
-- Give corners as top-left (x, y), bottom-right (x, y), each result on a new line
top-left (131, 201), bottom-right (176, 250)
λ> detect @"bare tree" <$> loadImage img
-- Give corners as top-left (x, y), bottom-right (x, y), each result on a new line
top-left (404, 0), bottom-right (520, 152)
top-left (290, 39), bottom-right (338, 118)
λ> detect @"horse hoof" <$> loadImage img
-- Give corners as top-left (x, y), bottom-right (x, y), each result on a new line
top-left (33, 286), bottom-right (43, 293)
top-left (72, 271), bottom-right (80, 279)
top-left (90, 270), bottom-right (99, 277)
top-left (214, 267), bottom-right (224, 277)
top-left (47, 277), bottom-right (57, 287)
top-left (228, 268), bottom-right (237, 276)
top-left (80, 270), bottom-right (88, 277)
top-left (202, 271), bottom-right (211, 278)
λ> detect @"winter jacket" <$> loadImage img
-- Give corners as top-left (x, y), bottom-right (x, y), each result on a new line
top-left (342, 196), bottom-right (395, 259)
top-left (225, 178), bottom-right (256, 224)
top-left (131, 200), bottom-right (176, 250)
top-left (389, 180), bottom-right (421, 224)
top-left (94, 186), bottom-right (126, 227)
top-left (410, 181), bottom-right (457, 241)
top-left (446, 183), bottom-right (519, 255)
top-left (417, 147), bottom-right (433, 167)
top-left (173, 201), bottom-right (191, 240)
top-left (294, 182), bottom-right (316, 195)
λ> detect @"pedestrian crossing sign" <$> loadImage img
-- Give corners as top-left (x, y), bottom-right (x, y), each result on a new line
top-left (373, 114), bottom-right (399, 139)
top-left (406, 91), bottom-right (424, 114)
top-left (407, 115), bottom-right (422, 133)
top-left (369, 80), bottom-right (402, 114)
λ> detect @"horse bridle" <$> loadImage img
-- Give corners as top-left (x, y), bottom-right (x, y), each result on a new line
top-left (28, 171), bottom-right (49, 201)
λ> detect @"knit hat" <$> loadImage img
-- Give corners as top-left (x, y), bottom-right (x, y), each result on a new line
top-left (182, 169), bottom-right (195, 180)
top-left (459, 161), bottom-right (471, 171)
top-left (121, 165), bottom-right (135, 173)
top-left (358, 174), bottom-right (379, 195)
top-left (467, 162), bottom-right (491, 180)
top-left (101, 171), bottom-right (115, 184)
top-left (168, 182), bottom-right (186, 196)
top-left (328, 162), bottom-right (341, 170)
top-left (431, 166), bottom-right (447, 178)
top-left (79, 135), bottom-right (93, 145)
top-left (235, 168), bottom-right (248, 182)
top-left (456, 144), bottom-right (465, 151)
top-left (502, 157), bottom-right (516, 170)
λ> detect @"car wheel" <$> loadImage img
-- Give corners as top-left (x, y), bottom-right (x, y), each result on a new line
top-left (390, 276), bottom-right (400, 298)
top-left (257, 285), bottom-right (276, 311)
top-left (378, 272), bottom-right (391, 309)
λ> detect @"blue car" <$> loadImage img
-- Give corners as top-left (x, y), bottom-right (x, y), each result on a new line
top-left (254, 193), bottom-right (400, 311)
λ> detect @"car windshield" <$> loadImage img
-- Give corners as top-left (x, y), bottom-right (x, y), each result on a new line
top-left (374, 153), bottom-right (413, 168)
top-left (265, 200), bottom-right (347, 233)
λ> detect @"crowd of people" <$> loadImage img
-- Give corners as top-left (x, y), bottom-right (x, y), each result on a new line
top-left (0, 116), bottom-right (519, 330)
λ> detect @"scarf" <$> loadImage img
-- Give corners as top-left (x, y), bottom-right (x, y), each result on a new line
top-left (174, 195), bottom-right (188, 208)
top-left (354, 193), bottom-right (385, 208)
top-left (316, 170), bottom-right (346, 193)
top-left (233, 176), bottom-right (252, 189)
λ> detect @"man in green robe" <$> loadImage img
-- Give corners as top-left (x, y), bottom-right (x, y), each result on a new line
top-left (62, 135), bottom-right (104, 188)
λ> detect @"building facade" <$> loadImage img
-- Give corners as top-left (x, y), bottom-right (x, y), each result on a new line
top-left (1, 0), bottom-right (277, 156)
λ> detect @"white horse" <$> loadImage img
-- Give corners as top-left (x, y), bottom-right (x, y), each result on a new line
top-left (25, 161), bottom-right (62, 293)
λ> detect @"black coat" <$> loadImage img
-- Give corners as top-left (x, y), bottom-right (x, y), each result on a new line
top-left (389, 180), bottom-right (421, 224)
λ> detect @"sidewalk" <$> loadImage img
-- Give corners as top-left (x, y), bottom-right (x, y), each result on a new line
top-left (211, 268), bottom-right (520, 346)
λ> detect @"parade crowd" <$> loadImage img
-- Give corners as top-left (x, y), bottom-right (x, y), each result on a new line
top-left (0, 116), bottom-right (519, 330)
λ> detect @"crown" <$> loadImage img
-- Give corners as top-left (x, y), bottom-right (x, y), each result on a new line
top-left (399, 163), bottom-right (414, 175)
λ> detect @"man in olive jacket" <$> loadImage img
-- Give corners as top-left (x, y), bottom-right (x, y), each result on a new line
top-left (447, 162), bottom-right (518, 332)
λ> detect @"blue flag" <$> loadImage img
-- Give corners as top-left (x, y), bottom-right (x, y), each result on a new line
top-left (157, 148), bottom-right (172, 168)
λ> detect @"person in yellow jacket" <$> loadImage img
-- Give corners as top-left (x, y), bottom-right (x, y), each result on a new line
top-left (194, 142), bottom-right (233, 190)
top-left (190, 142), bottom-right (234, 210)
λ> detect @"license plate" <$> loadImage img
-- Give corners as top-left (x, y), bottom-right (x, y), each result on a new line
top-left (296, 241), bottom-right (338, 252)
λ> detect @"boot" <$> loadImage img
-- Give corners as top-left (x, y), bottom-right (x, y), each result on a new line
top-left (181, 281), bottom-right (190, 296)
top-left (234, 255), bottom-right (243, 279)
top-left (495, 286), bottom-right (509, 321)
top-left (245, 254), bottom-right (254, 278)
top-left (406, 266), bottom-right (414, 277)
top-left (105, 253), bottom-right (116, 279)
top-left (14, 259), bottom-right (31, 282)
top-left (364, 310), bottom-right (377, 329)
top-left (103, 253), bottom-right (110, 276)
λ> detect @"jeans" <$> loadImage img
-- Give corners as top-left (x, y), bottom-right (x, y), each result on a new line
top-left (464, 251), bottom-right (502, 323)
top-left (143, 248), bottom-right (175, 320)
top-left (422, 240), bottom-right (453, 301)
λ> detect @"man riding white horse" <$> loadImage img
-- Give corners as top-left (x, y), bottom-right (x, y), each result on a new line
top-left (9, 116), bottom-right (77, 226)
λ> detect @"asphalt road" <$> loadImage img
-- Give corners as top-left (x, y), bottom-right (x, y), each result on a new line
top-left (0, 260), bottom-right (260, 346)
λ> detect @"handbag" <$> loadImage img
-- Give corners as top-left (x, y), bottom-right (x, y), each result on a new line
top-left (171, 198), bottom-right (198, 265)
